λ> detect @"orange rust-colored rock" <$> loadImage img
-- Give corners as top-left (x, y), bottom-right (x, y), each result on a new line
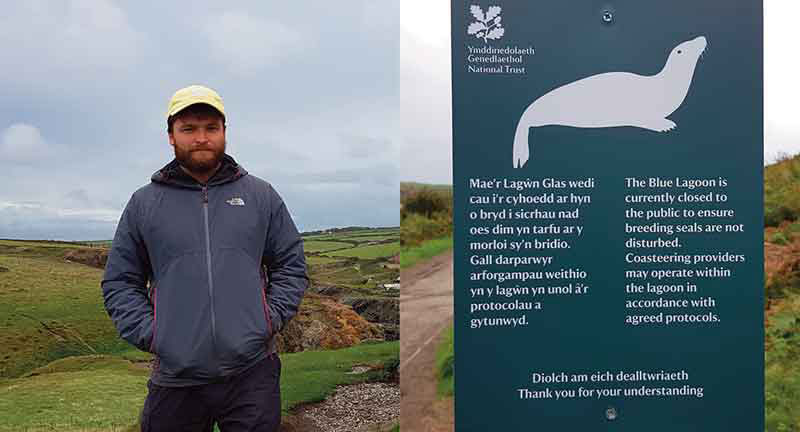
top-left (276, 293), bottom-right (383, 353)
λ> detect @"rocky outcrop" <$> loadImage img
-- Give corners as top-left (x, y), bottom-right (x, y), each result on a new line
top-left (380, 324), bottom-right (399, 341)
top-left (63, 248), bottom-right (108, 269)
top-left (346, 298), bottom-right (399, 325)
top-left (277, 294), bottom-right (384, 353)
top-left (311, 283), bottom-right (343, 297)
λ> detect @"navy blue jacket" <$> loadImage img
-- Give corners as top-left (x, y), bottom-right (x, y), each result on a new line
top-left (102, 154), bottom-right (307, 386)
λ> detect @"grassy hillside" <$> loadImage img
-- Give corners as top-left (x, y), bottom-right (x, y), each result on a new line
top-left (302, 240), bottom-right (354, 253)
top-left (766, 295), bottom-right (800, 431)
top-left (0, 342), bottom-right (398, 431)
top-left (0, 227), bottom-right (399, 430)
top-left (302, 228), bottom-right (400, 299)
top-left (765, 154), bottom-right (800, 227)
top-left (0, 228), bottom-right (400, 379)
top-left (325, 241), bottom-right (400, 260)
top-left (763, 156), bottom-right (800, 431)
top-left (0, 241), bottom-right (128, 378)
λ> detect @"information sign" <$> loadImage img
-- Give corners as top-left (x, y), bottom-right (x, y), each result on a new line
top-left (451, 2), bottom-right (763, 430)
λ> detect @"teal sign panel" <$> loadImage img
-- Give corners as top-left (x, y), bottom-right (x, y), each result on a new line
top-left (451, 1), bottom-right (763, 430)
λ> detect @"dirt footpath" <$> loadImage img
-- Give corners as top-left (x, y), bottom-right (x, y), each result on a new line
top-left (400, 252), bottom-right (455, 432)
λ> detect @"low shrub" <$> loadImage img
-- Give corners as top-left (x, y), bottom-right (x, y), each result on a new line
top-left (765, 154), bottom-right (800, 227)
top-left (772, 232), bottom-right (790, 246)
top-left (435, 324), bottom-right (454, 397)
top-left (401, 212), bottom-right (452, 247)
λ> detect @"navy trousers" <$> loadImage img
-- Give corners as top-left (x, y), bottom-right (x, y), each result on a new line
top-left (140, 354), bottom-right (281, 432)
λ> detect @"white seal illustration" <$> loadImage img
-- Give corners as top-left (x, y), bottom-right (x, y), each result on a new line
top-left (512, 36), bottom-right (707, 168)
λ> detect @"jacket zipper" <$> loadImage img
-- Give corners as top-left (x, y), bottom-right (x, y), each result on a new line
top-left (149, 281), bottom-right (158, 354)
top-left (202, 185), bottom-right (218, 356)
top-left (260, 268), bottom-right (273, 341)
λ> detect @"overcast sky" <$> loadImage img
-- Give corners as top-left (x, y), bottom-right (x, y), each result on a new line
top-left (400, 0), bottom-right (800, 184)
top-left (2, 2), bottom-right (793, 240)
top-left (0, 1), bottom-right (399, 241)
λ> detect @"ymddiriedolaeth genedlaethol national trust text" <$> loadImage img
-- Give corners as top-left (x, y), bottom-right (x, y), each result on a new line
top-left (451, 1), bottom-right (763, 430)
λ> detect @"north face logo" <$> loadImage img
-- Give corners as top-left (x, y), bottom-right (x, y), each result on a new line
top-left (226, 197), bottom-right (245, 206)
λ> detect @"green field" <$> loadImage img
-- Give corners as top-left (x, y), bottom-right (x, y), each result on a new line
top-left (310, 260), bottom-right (398, 298)
top-left (0, 232), bottom-right (399, 430)
top-left (0, 342), bottom-right (398, 431)
top-left (301, 228), bottom-right (399, 296)
top-left (302, 228), bottom-right (398, 240)
top-left (302, 240), bottom-right (354, 253)
top-left (319, 234), bottom-right (398, 243)
top-left (325, 242), bottom-right (400, 260)
top-left (305, 255), bottom-right (344, 266)
top-left (303, 228), bottom-right (399, 243)
top-left (0, 239), bottom-right (92, 256)
top-left (281, 341), bottom-right (398, 409)
top-left (0, 244), bottom-right (128, 379)
top-left (78, 240), bottom-right (113, 248)
top-left (0, 239), bottom-right (88, 247)
top-left (401, 236), bottom-right (453, 269)
top-left (350, 236), bottom-right (398, 242)
top-left (0, 356), bottom-right (149, 431)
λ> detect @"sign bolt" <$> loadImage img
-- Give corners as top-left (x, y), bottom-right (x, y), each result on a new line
top-left (605, 407), bottom-right (618, 421)
top-left (602, 11), bottom-right (614, 24)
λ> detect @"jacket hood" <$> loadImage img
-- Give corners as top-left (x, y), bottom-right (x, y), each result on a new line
top-left (151, 153), bottom-right (248, 188)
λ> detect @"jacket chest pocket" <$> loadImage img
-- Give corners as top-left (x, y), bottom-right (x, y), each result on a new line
top-left (146, 200), bottom-right (206, 258)
top-left (214, 198), bottom-right (266, 251)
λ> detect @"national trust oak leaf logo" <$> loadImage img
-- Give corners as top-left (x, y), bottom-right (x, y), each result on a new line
top-left (467, 5), bottom-right (504, 43)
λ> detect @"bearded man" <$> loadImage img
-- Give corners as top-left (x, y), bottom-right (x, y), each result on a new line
top-left (102, 85), bottom-right (308, 432)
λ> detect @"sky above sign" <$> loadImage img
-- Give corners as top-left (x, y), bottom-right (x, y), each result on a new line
top-left (0, 1), bottom-right (399, 241)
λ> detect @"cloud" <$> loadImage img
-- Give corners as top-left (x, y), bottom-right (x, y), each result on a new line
top-left (205, 11), bottom-right (307, 76)
top-left (0, 199), bottom-right (121, 240)
top-left (0, 2), bottom-right (399, 240)
top-left (341, 134), bottom-right (391, 159)
top-left (0, 200), bottom-right (120, 225)
top-left (0, 0), bottom-right (143, 88)
top-left (294, 162), bottom-right (398, 187)
top-left (0, 201), bottom-right (42, 211)
top-left (64, 189), bottom-right (91, 207)
top-left (0, 124), bottom-right (52, 162)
